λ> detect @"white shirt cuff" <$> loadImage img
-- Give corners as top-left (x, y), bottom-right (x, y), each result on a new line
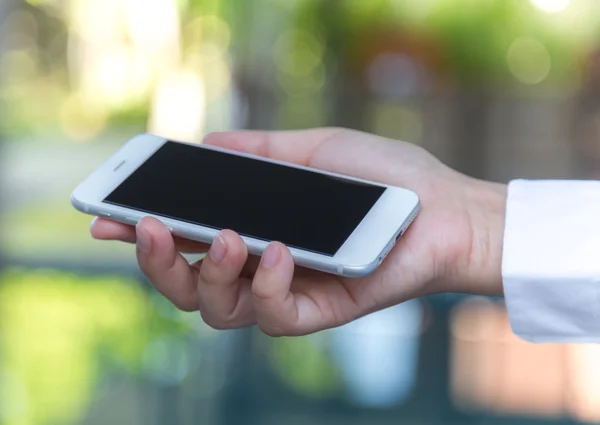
top-left (502, 179), bottom-right (600, 343)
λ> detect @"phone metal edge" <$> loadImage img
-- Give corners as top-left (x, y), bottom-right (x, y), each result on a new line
top-left (72, 133), bottom-right (421, 278)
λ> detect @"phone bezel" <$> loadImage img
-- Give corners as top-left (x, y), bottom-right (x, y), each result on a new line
top-left (71, 133), bottom-right (420, 277)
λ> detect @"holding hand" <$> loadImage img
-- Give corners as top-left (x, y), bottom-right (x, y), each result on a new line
top-left (91, 128), bottom-right (506, 336)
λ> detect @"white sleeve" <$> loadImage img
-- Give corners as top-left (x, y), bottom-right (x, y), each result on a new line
top-left (502, 179), bottom-right (600, 343)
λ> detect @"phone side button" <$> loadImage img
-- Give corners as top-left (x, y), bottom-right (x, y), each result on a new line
top-left (124, 216), bottom-right (138, 225)
top-left (99, 212), bottom-right (112, 218)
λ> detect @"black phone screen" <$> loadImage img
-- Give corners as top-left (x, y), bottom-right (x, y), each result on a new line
top-left (104, 141), bottom-right (386, 256)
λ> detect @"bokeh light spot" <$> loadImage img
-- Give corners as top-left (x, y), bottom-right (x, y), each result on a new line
top-left (371, 104), bottom-right (423, 144)
top-left (273, 30), bottom-right (324, 77)
top-left (530, 0), bottom-right (570, 13)
top-left (148, 69), bottom-right (206, 142)
top-left (507, 37), bottom-right (551, 85)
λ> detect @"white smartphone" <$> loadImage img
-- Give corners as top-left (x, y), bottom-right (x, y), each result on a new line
top-left (71, 133), bottom-right (420, 277)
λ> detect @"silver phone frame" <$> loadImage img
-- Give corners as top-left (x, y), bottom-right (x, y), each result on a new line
top-left (71, 133), bottom-right (420, 277)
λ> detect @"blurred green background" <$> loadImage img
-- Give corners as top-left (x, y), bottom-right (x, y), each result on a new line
top-left (2, 0), bottom-right (600, 424)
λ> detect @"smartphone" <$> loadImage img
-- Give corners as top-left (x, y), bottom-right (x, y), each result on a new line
top-left (71, 133), bottom-right (420, 277)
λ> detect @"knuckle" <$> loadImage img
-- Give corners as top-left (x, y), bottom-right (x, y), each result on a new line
top-left (322, 127), bottom-right (352, 142)
top-left (251, 287), bottom-right (274, 302)
top-left (323, 126), bottom-right (349, 135)
top-left (197, 265), bottom-right (216, 285)
top-left (258, 319), bottom-right (301, 337)
top-left (200, 312), bottom-right (233, 330)
top-left (260, 324), bottom-right (287, 337)
top-left (251, 281), bottom-right (282, 303)
top-left (171, 298), bottom-right (198, 312)
top-left (204, 320), bottom-right (228, 330)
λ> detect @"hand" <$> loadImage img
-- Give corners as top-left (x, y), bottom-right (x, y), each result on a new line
top-left (91, 128), bottom-right (506, 336)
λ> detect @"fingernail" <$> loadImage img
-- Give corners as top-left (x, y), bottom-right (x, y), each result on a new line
top-left (261, 243), bottom-right (281, 269)
top-left (209, 232), bottom-right (227, 263)
top-left (136, 224), bottom-right (152, 254)
top-left (90, 216), bottom-right (98, 233)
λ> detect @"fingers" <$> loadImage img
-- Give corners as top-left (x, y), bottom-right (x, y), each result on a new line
top-left (95, 216), bottom-right (345, 336)
top-left (195, 230), bottom-right (256, 328)
top-left (251, 242), bottom-right (363, 336)
top-left (194, 237), bottom-right (332, 334)
top-left (203, 128), bottom-right (350, 166)
top-left (91, 217), bottom-right (136, 243)
top-left (251, 242), bottom-right (301, 336)
top-left (91, 217), bottom-right (210, 253)
top-left (135, 217), bottom-right (199, 311)
top-left (203, 128), bottom-right (423, 188)
top-left (134, 218), bottom-right (257, 328)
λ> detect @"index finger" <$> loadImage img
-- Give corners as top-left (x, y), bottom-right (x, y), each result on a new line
top-left (202, 128), bottom-right (349, 166)
top-left (91, 217), bottom-right (210, 253)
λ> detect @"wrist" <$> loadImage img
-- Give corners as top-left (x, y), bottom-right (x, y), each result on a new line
top-left (459, 179), bottom-right (507, 296)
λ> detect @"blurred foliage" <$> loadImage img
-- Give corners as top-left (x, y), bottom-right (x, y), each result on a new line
top-left (297, 0), bottom-right (596, 85)
top-left (423, 0), bottom-right (585, 85)
top-left (0, 202), bottom-right (133, 260)
top-left (0, 269), bottom-right (200, 425)
top-left (268, 333), bottom-right (342, 399)
top-left (2, 0), bottom-right (599, 139)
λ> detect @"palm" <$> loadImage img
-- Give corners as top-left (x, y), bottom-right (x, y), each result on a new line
top-left (238, 130), bottom-right (473, 333)
top-left (92, 128), bottom-right (480, 335)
